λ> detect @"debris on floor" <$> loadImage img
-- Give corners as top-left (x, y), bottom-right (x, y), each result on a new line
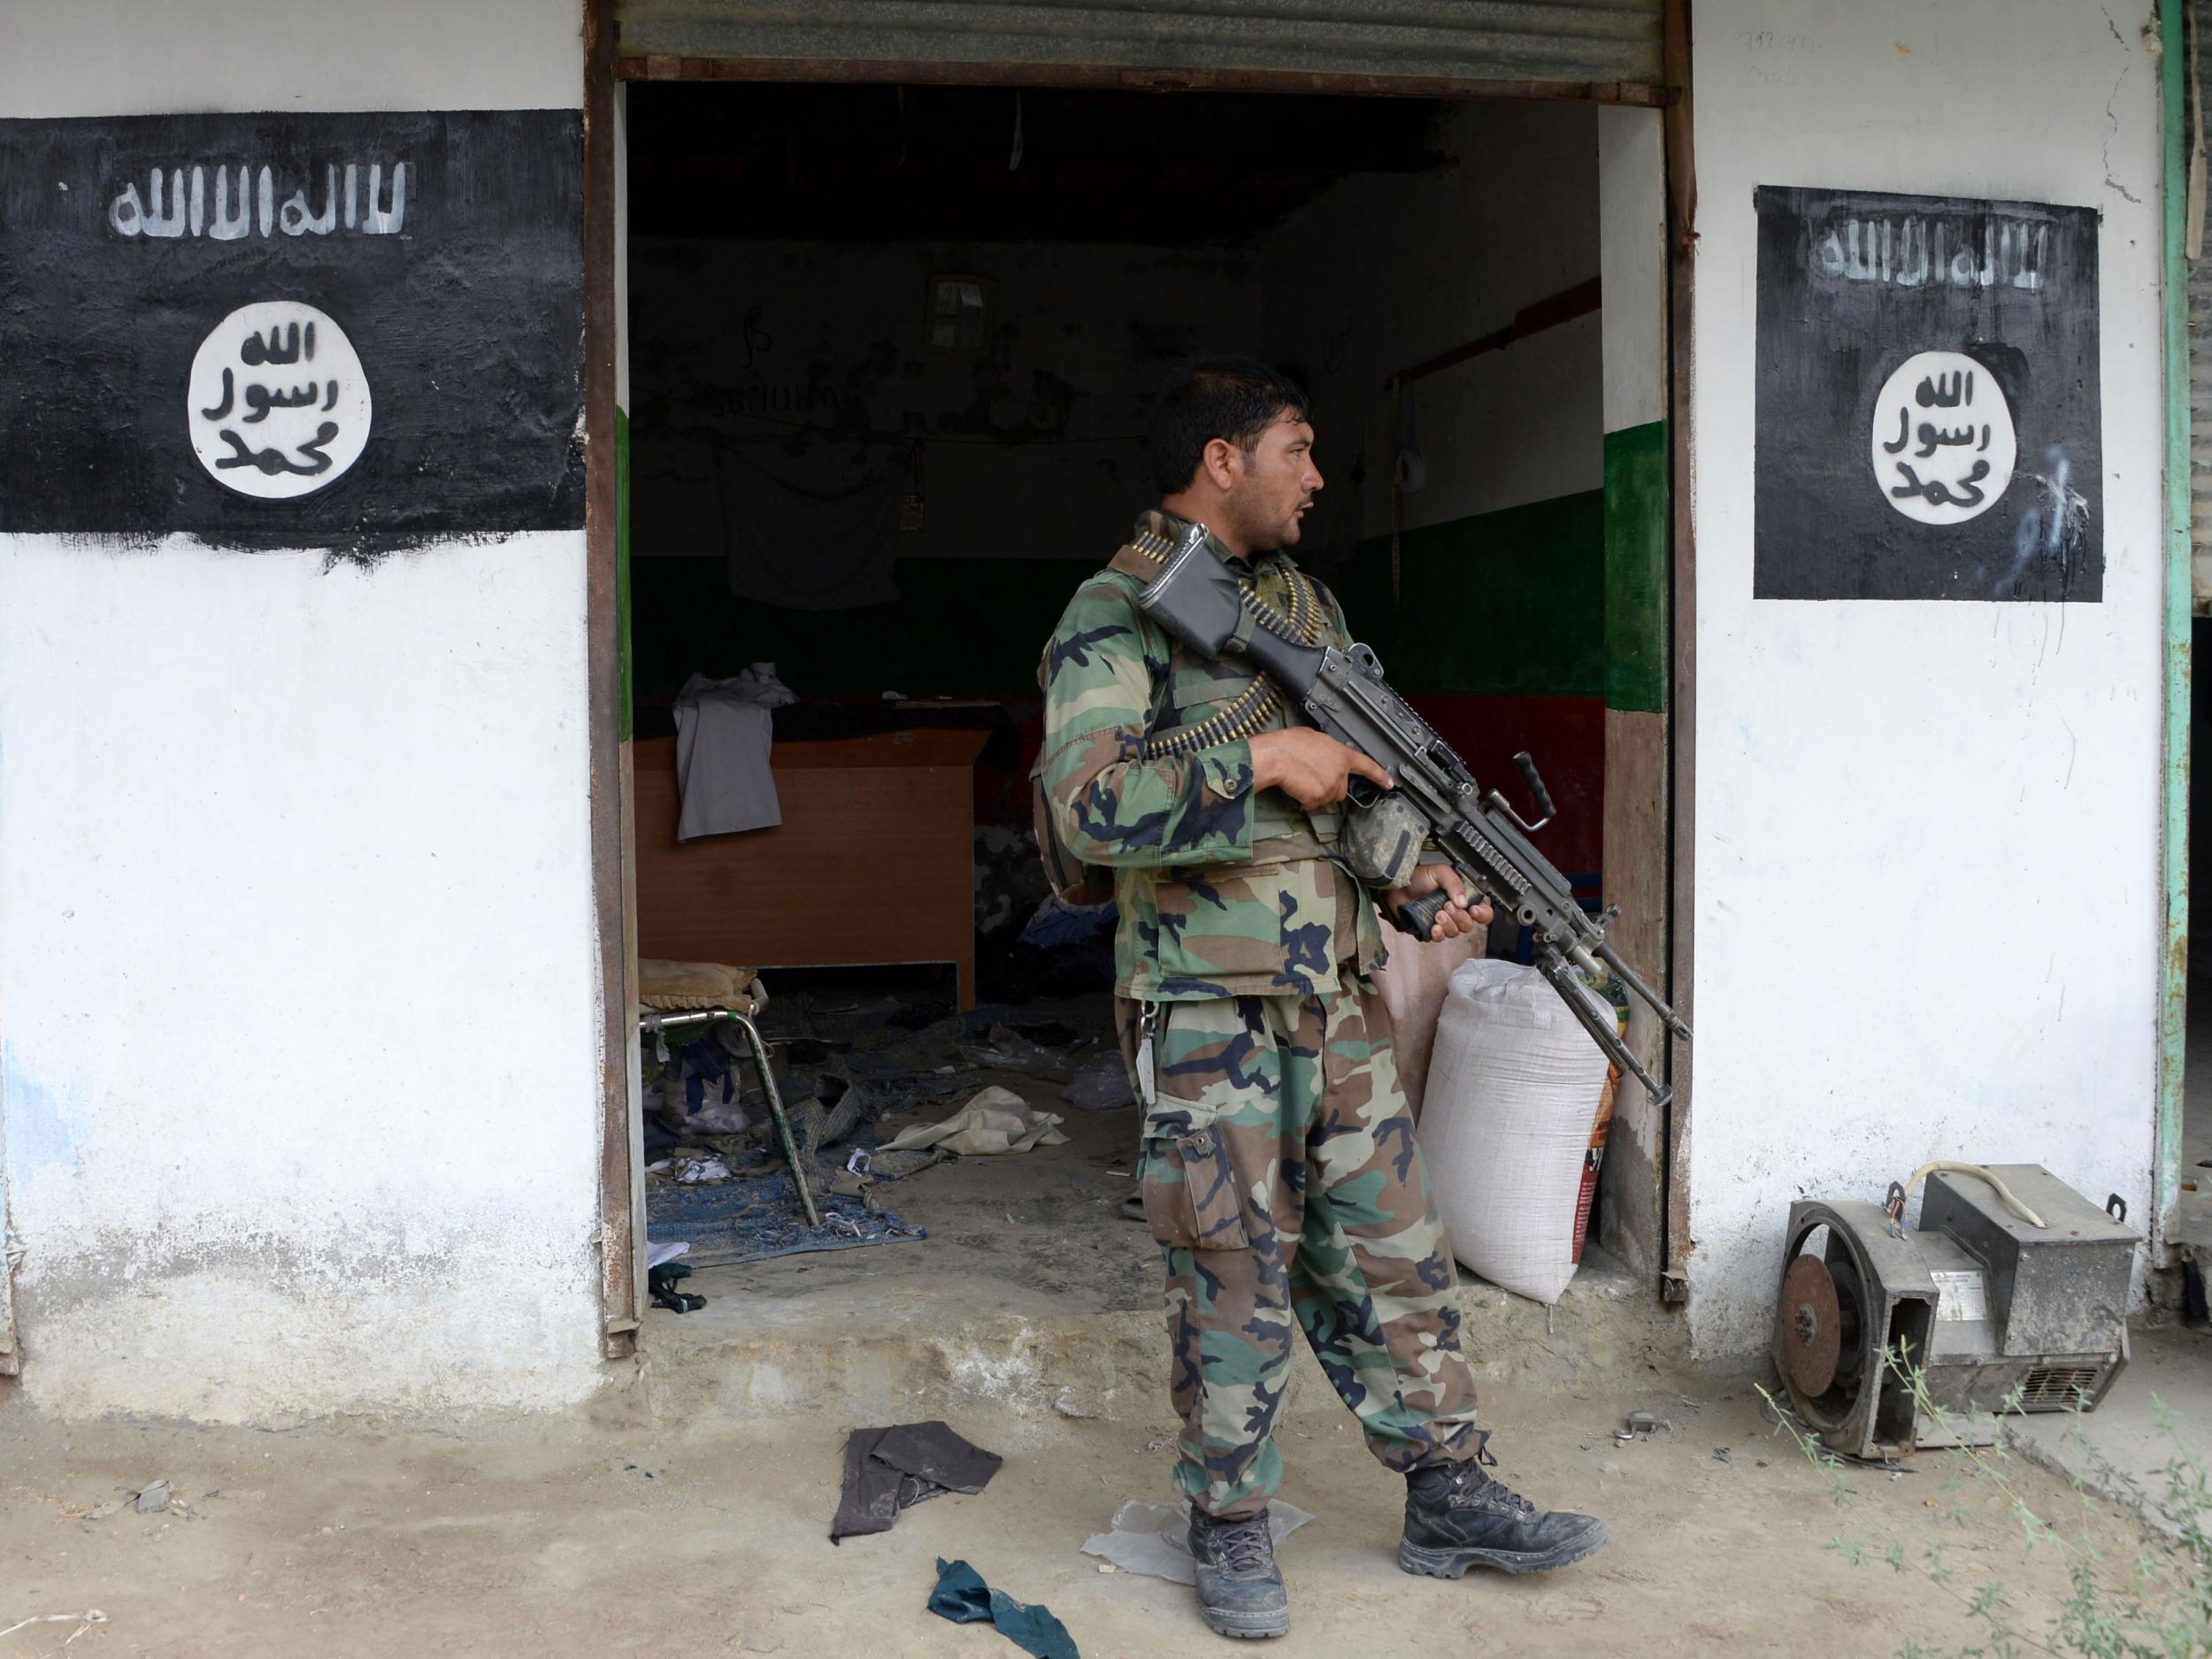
top-left (831, 1422), bottom-right (1003, 1543)
top-left (961, 1022), bottom-right (1085, 1081)
top-left (881, 1087), bottom-right (1067, 1156)
top-left (641, 974), bottom-right (1120, 1270)
top-left (1078, 1499), bottom-right (1315, 1586)
top-left (660, 1153), bottom-right (732, 1184)
top-left (649, 1260), bottom-right (704, 1313)
top-left (1063, 1050), bottom-right (1133, 1112)
top-left (926, 1558), bottom-right (1080, 1659)
top-left (0, 1612), bottom-right (108, 1646)
top-left (646, 1068), bottom-right (928, 1269)
top-left (648, 1169), bottom-right (924, 1270)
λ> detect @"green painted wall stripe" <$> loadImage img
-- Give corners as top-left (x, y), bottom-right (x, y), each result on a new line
top-left (1331, 489), bottom-right (1606, 700)
top-left (627, 488), bottom-right (1607, 702)
top-left (1603, 419), bottom-right (1669, 714)
top-left (617, 405), bottom-right (634, 741)
top-left (2158, 0), bottom-right (2189, 1245)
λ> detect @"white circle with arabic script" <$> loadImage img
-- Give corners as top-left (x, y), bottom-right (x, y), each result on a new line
top-left (1868, 349), bottom-right (2015, 526)
top-left (187, 302), bottom-right (372, 500)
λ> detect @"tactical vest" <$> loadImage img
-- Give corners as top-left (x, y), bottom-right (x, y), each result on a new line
top-left (1032, 512), bottom-right (1383, 997)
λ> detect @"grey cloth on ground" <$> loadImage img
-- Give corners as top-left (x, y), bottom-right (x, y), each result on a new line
top-left (830, 1420), bottom-right (1003, 1543)
top-left (673, 664), bottom-right (796, 841)
top-left (718, 449), bottom-right (902, 611)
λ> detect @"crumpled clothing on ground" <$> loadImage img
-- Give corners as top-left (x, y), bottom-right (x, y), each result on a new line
top-left (926, 1558), bottom-right (1079, 1659)
top-left (880, 1086), bottom-right (1066, 1156)
top-left (830, 1422), bottom-right (1002, 1543)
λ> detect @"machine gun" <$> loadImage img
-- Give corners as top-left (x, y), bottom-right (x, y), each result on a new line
top-left (1132, 523), bottom-right (1691, 1107)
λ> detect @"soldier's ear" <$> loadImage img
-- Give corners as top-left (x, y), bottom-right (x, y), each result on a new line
top-left (1201, 435), bottom-right (1242, 492)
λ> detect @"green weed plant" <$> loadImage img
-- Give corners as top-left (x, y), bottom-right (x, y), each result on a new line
top-left (1757, 1360), bottom-right (2210, 1658)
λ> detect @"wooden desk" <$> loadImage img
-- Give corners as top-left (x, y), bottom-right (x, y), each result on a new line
top-left (633, 728), bottom-right (986, 1009)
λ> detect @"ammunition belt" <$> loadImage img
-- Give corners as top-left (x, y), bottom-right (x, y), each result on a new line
top-left (1123, 526), bottom-right (1326, 761)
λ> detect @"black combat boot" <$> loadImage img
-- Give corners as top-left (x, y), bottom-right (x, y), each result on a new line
top-left (1400, 1448), bottom-right (1608, 1578)
top-left (1187, 1508), bottom-right (1291, 1640)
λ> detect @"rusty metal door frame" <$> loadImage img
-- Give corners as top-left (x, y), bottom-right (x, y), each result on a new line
top-left (578, 16), bottom-right (1700, 1342)
top-left (587, 0), bottom-right (645, 1358)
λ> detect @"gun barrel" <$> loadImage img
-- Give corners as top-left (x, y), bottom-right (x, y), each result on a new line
top-left (1593, 938), bottom-right (1692, 1041)
top-left (1534, 948), bottom-right (1671, 1110)
top-left (1136, 549), bottom-right (1691, 1087)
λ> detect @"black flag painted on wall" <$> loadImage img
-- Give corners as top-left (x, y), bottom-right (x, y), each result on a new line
top-left (1754, 185), bottom-right (2101, 603)
top-left (0, 110), bottom-right (584, 551)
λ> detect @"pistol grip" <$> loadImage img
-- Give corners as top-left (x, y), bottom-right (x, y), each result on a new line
top-left (1393, 887), bottom-right (1453, 942)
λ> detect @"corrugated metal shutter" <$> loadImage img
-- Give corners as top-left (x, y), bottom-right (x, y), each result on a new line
top-left (614, 0), bottom-right (1666, 90)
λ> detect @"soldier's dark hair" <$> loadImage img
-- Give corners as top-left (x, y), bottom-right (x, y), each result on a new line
top-left (1151, 357), bottom-right (1310, 495)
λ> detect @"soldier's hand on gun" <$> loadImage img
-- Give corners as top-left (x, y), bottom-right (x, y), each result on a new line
top-left (1250, 727), bottom-right (1394, 810)
top-left (1384, 863), bottom-right (1493, 940)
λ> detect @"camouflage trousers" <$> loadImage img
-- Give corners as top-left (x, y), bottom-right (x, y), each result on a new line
top-left (1118, 970), bottom-right (1480, 1519)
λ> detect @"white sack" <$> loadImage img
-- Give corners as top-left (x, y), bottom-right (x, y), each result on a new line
top-left (1371, 928), bottom-right (1481, 1120)
top-left (1417, 959), bottom-right (1614, 1304)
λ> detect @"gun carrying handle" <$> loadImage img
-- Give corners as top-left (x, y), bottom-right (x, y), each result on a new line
top-left (1513, 751), bottom-right (1556, 820)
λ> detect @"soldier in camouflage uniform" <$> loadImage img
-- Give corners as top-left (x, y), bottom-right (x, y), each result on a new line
top-left (1037, 358), bottom-right (1606, 1640)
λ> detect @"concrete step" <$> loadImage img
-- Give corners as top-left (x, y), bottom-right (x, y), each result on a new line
top-left (634, 1248), bottom-right (1687, 1427)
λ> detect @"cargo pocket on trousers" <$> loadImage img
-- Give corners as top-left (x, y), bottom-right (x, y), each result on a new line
top-left (1138, 1107), bottom-right (1250, 1251)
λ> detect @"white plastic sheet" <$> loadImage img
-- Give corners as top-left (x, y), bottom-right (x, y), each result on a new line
top-left (1079, 1500), bottom-right (1316, 1585)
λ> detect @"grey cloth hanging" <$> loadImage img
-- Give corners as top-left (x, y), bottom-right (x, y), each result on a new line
top-left (672, 664), bottom-right (795, 841)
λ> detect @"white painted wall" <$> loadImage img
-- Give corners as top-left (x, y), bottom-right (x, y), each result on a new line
top-left (1599, 106), bottom-right (1667, 439)
top-left (0, 0), bottom-right (585, 117)
top-left (1686, 0), bottom-right (2165, 1355)
top-left (0, 2), bottom-right (603, 1422)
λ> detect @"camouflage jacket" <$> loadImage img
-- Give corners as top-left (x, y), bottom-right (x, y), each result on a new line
top-left (1037, 510), bottom-right (1387, 1002)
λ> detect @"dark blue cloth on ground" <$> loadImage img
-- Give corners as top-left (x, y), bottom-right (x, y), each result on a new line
top-left (644, 1168), bottom-right (922, 1268)
top-left (927, 1559), bottom-right (1079, 1659)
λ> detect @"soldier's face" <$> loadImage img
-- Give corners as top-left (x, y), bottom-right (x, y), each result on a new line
top-left (1229, 411), bottom-right (1324, 551)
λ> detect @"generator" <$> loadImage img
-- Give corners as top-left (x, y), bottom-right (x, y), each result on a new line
top-left (1772, 1164), bottom-right (2139, 1461)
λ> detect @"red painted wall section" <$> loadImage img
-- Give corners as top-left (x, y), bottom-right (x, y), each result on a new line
top-left (1409, 695), bottom-right (1606, 881)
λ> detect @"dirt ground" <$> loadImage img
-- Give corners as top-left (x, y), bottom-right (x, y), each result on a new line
top-left (0, 1367), bottom-right (2158, 1659)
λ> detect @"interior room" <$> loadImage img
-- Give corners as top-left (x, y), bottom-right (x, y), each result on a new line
top-left (619, 81), bottom-right (1631, 1326)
